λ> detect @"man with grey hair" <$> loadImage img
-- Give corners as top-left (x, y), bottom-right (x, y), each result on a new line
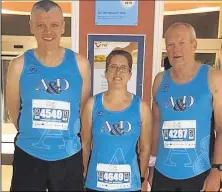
top-left (148, 22), bottom-right (222, 191)
top-left (7, 0), bottom-right (90, 191)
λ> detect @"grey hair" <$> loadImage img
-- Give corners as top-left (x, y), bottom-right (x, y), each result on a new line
top-left (31, 0), bottom-right (63, 14)
top-left (164, 22), bottom-right (197, 41)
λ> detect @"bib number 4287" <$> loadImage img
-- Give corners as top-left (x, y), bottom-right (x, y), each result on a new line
top-left (168, 129), bottom-right (187, 139)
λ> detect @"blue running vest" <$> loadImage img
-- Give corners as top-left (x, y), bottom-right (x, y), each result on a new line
top-left (85, 93), bottom-right (142, 191)
top-left (155, 64), bottom-right (213, 179)
top-left (16, 49), bottom-right (83, 161)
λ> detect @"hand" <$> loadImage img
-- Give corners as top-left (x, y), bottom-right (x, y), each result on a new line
top-left (201, 169), bottom-right (221, 191)
top-left (148, 167), bottom-right (154, 187)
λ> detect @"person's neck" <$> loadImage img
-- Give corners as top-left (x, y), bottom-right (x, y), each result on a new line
top-left (34, 46), bottom-right (64, 67)
top-left (104, 88), bottom-right (131, 103)
top-left (171, 60), bottom-right (201, 83)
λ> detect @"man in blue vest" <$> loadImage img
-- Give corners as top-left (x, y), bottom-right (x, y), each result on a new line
top-left (6, 0), bottom-right (91, 191)
top-left (149, 22), bottom-right (222, 191)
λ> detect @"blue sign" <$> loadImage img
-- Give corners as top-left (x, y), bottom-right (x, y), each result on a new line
top-left (95, 0), bottom-right (138, 26)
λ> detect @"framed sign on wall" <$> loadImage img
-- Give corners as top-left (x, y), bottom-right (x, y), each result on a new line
top-left (87, 34), bottom-right (145, 97)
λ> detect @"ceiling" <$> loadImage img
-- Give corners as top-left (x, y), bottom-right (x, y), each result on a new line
top-left (2, 1), bottom-right (222, 14)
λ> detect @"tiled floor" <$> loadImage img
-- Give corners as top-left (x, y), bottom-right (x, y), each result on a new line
top-left (2, 165), bottom-right (12, 191)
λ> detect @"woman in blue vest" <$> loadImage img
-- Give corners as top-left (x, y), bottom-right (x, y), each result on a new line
top-left (81, 50), bottom-right (152, 191)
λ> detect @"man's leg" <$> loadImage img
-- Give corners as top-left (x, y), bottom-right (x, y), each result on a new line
top-left (179, 170), bottom-right (210, 192)
top-left (85, 188), bottom-right (99, 192)
top-left (10, 146), bottom-right (48, 191)
top-left (48, 150), bottom-right (84, 191)
top-left (151, 168), bottom-right (179, 192)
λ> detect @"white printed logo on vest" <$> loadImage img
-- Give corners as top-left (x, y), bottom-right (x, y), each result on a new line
top-left (101, 121), bottom-right (132, 135)
top-left (36, 78), bottom-right (69, 94)
top-left (165, 96), bottom-right (194, 111)
top-left (163, 136), bottom-right (211, 174)
top-left (32, 129), bottom-right (66, 150)
top-left (32, 119), bottom-right (80, 153)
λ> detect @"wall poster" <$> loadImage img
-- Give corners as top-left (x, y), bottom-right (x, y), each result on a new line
top-left (87, 34), bottom-right (145, 97)
top-left (95, 0), bottom-right (138, 26)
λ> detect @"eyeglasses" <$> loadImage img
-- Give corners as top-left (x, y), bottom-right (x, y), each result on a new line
top-left (107, 65), bottom-right (131, 73)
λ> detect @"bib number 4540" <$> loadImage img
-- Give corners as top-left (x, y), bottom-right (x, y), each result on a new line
top-left (34, 108), bottom-right (69, 120)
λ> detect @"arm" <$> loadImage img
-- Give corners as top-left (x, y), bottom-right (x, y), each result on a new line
top-left (81, 97), bottom-right (94, 177)
top-left (6, 55), bottom-right (24, 129)
top-left (202, 68), bottom-right (222, 191)
top-left (139, 100), bottom-right (152, 177)
top-left (148, 72), bottom-right (163, 185)
top-left (151, 72), bottom-right (163, 157)
top-left (76, 54), bottom-right (91, 115)
top-left (210, 69), bottom-right (222, 166)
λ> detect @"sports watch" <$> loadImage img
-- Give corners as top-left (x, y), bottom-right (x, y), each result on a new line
top-left (212, 164), bottom-right (222, 171)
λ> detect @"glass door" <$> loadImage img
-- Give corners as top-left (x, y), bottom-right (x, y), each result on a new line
top-left (2, 59), bottom-right (11, 123)
top-left (1, 56), bottom-right (18, 165)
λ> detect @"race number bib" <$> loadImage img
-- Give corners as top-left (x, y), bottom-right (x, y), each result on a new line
top-left (96, 163), bottom-right (131, 190)
top-left (162, 120), bottom-right (196, 148)
top-left (32, 99), bottom-right (70, 130)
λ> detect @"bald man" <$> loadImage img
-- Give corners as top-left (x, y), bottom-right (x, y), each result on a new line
top-left (148, 22), bottom-right (222, 191)
top-left (7, 0), bottom-right (90, 191)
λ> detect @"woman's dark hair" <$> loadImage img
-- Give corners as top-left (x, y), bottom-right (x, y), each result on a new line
top-left (105, 50), bottom-right (133, 72)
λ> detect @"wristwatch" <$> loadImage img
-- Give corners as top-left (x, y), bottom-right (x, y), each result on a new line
top-left (212, 164), bottom-right (222, 171)
top-left (141, 177), bottom-right (145, 184)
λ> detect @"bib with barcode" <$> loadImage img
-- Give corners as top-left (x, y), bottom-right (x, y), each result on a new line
top-left (162, 120), bottom-right (196, 148)
top-left (32, 99), bottom-right (70, 130)
top-left (96, 163), bottom-right (131, 190)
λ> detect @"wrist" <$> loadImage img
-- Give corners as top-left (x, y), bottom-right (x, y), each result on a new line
top-left (210, 168), bottom-right (221, 178)
top-left (149, 155), bottom-right (157, 167)
top-left (141, 176), bottom-right (145, 184)
top-left (212, 164), bottom-right (222, 171)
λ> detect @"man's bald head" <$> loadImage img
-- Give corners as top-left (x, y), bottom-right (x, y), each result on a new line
top-left (30, 0), bottom-right (63, 21)
top-left (165, 22), bottom-right (197, 42)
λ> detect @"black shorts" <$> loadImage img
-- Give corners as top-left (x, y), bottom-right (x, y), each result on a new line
top-left (10, 146), bottom-right (84, 191)
top-left (151, 168), bottom-right (210, 192)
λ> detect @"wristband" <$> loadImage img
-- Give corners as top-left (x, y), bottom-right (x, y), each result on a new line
top-left (149, 155), bottom-right (157, 167)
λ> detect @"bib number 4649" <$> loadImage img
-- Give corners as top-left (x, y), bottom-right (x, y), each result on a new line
top-left (102, 172), bottom-right (124, 182)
